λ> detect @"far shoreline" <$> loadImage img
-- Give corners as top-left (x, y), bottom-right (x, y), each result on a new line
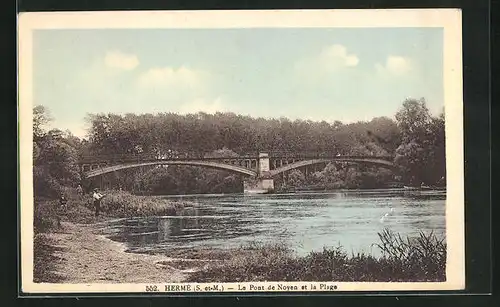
top-left (140, 187), bottom-right (447, 198)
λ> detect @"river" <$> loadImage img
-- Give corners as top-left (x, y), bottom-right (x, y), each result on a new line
top-left (100, 189), bottom-right (446, 257)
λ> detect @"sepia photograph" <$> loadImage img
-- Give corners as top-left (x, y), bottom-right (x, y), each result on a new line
top-left (18, 9), bottom-right (464, 293)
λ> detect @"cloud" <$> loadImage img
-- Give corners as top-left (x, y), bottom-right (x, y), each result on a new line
top-left (178, 97), bottom-right (225, 114)
top-left (318, 44), bottom-right (359, 68)
top-left (293, 44), bottom-right (360, 85)
top-left (375, 55), bottom-right (413, 75)
top-left (104, 50), bottom-right (139, 70)
top-left (295, 44), bottom-right (359, 74)
top-left (137, 66), bottom-right (206, 89)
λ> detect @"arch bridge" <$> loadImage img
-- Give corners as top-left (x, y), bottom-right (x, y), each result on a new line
top-left (79, 152), bottom-right (395, 193)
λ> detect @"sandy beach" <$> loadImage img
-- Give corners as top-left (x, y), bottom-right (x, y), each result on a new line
top-left (34, 222), bottom-right (188, 284)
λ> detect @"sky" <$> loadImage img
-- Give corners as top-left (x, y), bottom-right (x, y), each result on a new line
top-left (33, 28), bottom-right (443, 138)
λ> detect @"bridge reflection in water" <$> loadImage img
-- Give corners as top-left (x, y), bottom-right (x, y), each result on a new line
top-left (79, 152), bottom-right (396, 194)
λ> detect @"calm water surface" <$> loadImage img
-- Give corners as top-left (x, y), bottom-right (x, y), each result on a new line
top-left (100, 189), bottom-right (446, 257)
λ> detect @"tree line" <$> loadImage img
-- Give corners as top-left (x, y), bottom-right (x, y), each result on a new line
top-left (32, 98), bottom-right (445, 197)
top-left (82, 110), bottom-right (401, 158)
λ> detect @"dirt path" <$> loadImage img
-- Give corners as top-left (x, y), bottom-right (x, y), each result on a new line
top-left (40, 222), bottom-right (188, 283)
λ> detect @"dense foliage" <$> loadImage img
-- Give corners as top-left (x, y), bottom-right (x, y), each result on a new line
top-left (82, 111), bottom-right (401, 157)
top-left (394, 99), bottom-right (446, 186)
top-left (33, 106), bottom-right (82, 198)
top-left (33, 97), bottom-right (445, 197)
top-left (290, 163), bottom-right (395, 190)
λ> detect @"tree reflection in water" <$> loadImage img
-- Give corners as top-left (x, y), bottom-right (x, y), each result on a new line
top-left (157, 206), bottom-right (202, 242)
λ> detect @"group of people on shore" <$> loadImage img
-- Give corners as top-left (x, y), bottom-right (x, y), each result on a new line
top-left (56, 185), bottom-right (106, 227)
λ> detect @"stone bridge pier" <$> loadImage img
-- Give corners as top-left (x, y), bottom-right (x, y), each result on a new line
top-left (243, 153), bottom-right (275, 194)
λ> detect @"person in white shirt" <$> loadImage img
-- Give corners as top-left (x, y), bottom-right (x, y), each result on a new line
top-left (92, 188), bottom-right (105, 218)
top-left (76, 184), bottom-right (83, 197)
top-left (56, 192), bottom-right (68, 228)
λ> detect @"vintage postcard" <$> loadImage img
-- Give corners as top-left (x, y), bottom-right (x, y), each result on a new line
top-left (18, 9), bottom-right (464, 294)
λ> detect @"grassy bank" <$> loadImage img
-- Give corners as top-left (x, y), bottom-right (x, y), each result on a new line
top-left (185, 229), bottom-right (446, 282)
top-left (33, 234), bottom-right (65, 283)
top-left (34, 189), bottom-right (186, 232)
top-left (33, 189), bottom-right (188, 281)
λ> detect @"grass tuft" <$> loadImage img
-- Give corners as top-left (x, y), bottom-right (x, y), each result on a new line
top-left (187, 229), bottom-right (446, 282)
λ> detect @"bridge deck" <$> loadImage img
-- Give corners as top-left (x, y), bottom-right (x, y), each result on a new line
top-left (79, 154), bottom-right (393, 163)
top-left (80, 154), bottom-right (395, 179)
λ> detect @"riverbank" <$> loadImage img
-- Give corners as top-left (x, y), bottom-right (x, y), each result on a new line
top-left (34, 189), bottom-right (188, 233)
top-left (186, 229), bottom-right (446, 282)
top-left (34, 222), bottom-right (188, 283)
top-left (34, 220), bottom-right (446, 283)
top-left (33, 189), bottom-right (196, 283)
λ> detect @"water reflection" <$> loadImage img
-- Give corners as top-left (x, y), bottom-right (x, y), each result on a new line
top-left (100, 189), bottom-right (446, 256)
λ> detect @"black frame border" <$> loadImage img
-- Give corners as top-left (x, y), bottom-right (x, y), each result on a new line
top-left (11, 0), bottom-right (492, 304)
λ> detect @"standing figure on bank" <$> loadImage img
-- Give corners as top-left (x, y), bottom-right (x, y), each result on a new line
top-left (92, 188), bottom-right (105, 218)
top-left (56, 192), bottom-right (68, 228)
top-left (76, 184), bottom-right (83, 198)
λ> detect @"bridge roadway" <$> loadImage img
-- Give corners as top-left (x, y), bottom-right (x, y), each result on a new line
top-left (80, 153), bottom-right (395, 179)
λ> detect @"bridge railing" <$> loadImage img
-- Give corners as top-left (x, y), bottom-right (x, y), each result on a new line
top-left (268, 153), bottom-right (393, 160)
top-left (78, 152), bottom-right (394, 164)
top-left (78, 153), bottom-right (260, 164)
top-left (79, 153), bottom-right (157, 163)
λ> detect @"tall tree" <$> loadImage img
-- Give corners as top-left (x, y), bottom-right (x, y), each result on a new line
top-left (33, 105), bottom-right (52, 142)
top-left (395, 98), bottom-right (433, 144)
top-left (394, 98), bottom-right (445, 185)
top-left (33, 107), bottom-right (81, 197)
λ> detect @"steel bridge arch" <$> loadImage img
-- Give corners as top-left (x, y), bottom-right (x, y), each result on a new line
top-left (268, 158), bottom-right (396, 177)
top-left (83, 160), bottom-right (258, 179)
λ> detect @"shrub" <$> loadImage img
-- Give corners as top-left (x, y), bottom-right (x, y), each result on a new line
top-left (33, 167), bottom-right (62, 199)
top-left (63, 200), bottom-right (96, 224)
top-left (33, 189), bottom-right (187, 230)
top-left (97, 190), bottom-right (185, 218)
top-left (33, 201), bottom-right (59, 233)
